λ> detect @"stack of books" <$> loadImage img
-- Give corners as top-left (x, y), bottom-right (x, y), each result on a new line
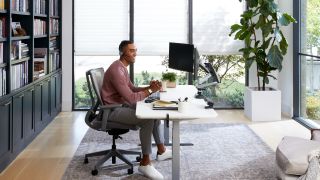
top-left (152, 100), bottom-right (178, 110)
top-left (34, 48), bottom-right (47, 80)
top-left (11, 41), bottom-right (29, 60)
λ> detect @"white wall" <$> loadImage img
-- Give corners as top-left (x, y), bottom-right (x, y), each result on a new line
top-left (61, 0), bottom-right (73, 111)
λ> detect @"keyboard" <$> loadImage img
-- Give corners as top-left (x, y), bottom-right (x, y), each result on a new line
top-left (149, 91), bottom-right (160, 99)
top-left (144, 91), bottom-right (160, 103)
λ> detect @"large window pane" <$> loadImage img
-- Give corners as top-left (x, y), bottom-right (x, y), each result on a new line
top-left (134, 0), bottom-right (188, 55)
top-left (193, 0), bottom-right (245, 55)
top-left (74, 0), bottom-right (129, 55)
top-left (300, 56), bottom-right (320, 125)
top-left (300, 0), bottom-right (320, 126)
top-left (300, 0), bottom-right (320, 57)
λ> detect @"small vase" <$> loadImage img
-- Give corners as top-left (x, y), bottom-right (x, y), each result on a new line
top-left (166, 81), bottom-right (176, 88)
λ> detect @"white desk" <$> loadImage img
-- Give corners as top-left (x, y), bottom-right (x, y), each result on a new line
top-left (136, 85), bottom-right (217, 180)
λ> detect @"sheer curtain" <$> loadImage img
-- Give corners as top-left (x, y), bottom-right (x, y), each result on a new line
top-left (193, 0), bottom-right (245, 55)
top-left (74, 0), bottom-right (129, 55)
top-left (134, 0), bottom-right (188, 55)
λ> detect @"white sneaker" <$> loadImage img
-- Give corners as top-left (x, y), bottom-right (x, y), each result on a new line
top-left (138, 164), bottom-right (164, 180)
top-left (156, 149), bottom-right (172, 161)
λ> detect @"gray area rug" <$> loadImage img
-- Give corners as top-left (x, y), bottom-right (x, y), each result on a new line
top-left (62, 123), bottom-right (276, 180)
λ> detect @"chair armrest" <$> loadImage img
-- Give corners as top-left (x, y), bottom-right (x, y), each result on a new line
top-left (100, 104), bottom-right (123, 110)
top-left (311, 128), bottom-right (320, 141)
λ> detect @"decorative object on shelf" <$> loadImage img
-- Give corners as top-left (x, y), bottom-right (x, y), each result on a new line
top-left (229, 0), bottom-right (296, 121)
top-left (11, 22), bottom-right (27, 36)
top-left (161, 72), bottom-right (177, 88)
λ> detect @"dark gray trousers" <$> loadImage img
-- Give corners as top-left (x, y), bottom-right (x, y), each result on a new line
top-left (109, 106), bottom-right (164, 155)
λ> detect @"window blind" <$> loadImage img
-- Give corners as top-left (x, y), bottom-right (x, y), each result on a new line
top-left (74, 0), bottom-right (129, 55)
top-left (193, 0), bottom-right (245, 55)
top-left (134, 0), bottom-right (188, 56)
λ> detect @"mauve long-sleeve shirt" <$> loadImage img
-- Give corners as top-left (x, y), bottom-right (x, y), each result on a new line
top-left (101, 60), bottom-right (148, 105)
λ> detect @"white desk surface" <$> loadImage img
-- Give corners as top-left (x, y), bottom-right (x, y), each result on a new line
top-left (136, 85), bottom-right (217, 120)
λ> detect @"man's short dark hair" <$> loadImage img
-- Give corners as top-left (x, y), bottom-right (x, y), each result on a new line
top-left (119, 40), bottom-right (134, 53)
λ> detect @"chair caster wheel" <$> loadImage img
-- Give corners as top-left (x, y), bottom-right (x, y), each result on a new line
top-left (91, 169), bottom-right (98, 176)
top-left (136, 156), bottom-right (141, 162)
top-left (84, 157), bottom-right (88, 164)
top-left (128, 168), bottom-right (133, 174)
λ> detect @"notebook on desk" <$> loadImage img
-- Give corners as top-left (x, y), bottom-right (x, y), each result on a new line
top-left (152, 100), bottom-right (178, 110)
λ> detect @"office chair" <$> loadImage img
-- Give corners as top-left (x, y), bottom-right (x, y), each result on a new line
top-left (84, 68), bottom-right (141, 175)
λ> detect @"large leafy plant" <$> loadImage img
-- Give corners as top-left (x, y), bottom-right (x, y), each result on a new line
top-left (229, 0), bottom-right (296, 90)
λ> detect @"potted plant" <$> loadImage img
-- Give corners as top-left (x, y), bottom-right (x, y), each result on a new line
top-left (162, 72), bottom-right (177, 88)
top-left (229, 0), bottom-right (296, 121)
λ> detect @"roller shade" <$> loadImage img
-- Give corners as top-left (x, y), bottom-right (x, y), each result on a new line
top-left (134, 0), bottom-right (188, 55)
top-left (74, 0), bottom-right (129, 55)
top-left (193, 0), bottom-right (245, 55)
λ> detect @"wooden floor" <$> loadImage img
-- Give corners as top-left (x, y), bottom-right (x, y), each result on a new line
top-left (0, 110), bottom-right (310, 180)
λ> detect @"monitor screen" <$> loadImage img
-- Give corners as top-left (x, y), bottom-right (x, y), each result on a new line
top-left (168, 42), bottom-right (194, 73)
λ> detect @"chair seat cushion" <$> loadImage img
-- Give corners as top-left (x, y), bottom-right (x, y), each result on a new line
top-left (276, 136), bottom-right (320, 176)
top-left (107, 129), bottom-right (129, 135)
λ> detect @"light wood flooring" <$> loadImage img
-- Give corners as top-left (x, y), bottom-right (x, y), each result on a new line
top-left (0, 110), bottom-right (310, 180)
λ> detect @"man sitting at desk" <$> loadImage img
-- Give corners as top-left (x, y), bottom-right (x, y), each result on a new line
top-left (101, 40), bottom-right (172, 179)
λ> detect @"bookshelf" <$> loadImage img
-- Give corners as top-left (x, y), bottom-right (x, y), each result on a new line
top-left (0, 0), bottom-right (62, 172)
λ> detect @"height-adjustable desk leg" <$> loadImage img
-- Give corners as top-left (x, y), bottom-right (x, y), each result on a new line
top-left (163, 114), bottom-right (193, 146)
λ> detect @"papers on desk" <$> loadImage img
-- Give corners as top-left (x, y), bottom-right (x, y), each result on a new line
top-left (152, 100), bottom-right (178, 110)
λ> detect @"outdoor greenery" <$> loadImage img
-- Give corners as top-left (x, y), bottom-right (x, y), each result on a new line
top-left (229, 0), bottom-right (296, 90)
top-left (74, 77), bottom-right (91, 108)
top-left (306, 92), bottom-right (320, 120)
top-left (306, 0), bottom-right (320, 53)
top-left (200, 55), bottom-right (245, 107)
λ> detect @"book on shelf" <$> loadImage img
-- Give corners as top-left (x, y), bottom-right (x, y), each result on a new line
top-left (11, 41), bottom-right (29, 60)
top-left (0, 17), bottom-right (5, 38)
top-left (0, 68), bottom-right (6, 96)
top-left (0, 43), bottom-right (3, 64)
top-left (50, 0), bottom-right (59, 16)
top-left (49, 51), bottom-right (59, 72)
top-left (34, 19), bottom-right (46, 36)
top-left (0, 0), bottom-right (4, 10)
top-left (11, 61), bottom-right (28, 90)
top-left (12, 0), bottom-right (29, 12)
top-left (35, 0), bottom-right (46, 14)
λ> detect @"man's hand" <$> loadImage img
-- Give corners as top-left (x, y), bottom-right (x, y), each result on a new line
top-left (149, 80), bottom-right (162, 93)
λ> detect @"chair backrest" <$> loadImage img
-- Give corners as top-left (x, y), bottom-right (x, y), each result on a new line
top-left (85, 67), bottom-right (139, 131)
top-left (86, 68), bottom-right (105, 107)
top-left (85, 68), bottom-right (105, 130)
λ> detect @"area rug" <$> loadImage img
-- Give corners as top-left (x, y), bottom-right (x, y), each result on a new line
top-left (62, 123), bottom-right (276, 180)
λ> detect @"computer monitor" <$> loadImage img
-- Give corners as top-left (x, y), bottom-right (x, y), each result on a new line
top-left (168, 42), bottom-right (194, 73)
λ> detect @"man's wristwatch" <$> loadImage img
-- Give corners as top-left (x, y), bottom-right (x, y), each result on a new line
top-left (147, 88), bottom-right (153, 94)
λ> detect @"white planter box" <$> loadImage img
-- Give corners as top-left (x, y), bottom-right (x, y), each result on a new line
top-left (244, 87), bottom-right (281, 121)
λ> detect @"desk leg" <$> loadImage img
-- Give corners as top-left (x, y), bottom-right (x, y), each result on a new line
top-left (163, 119), bottom-right (193, 146)
top-left (172, 121), bottom-right (180, 180)
top-left (164, 120), bottom-right (170, 145)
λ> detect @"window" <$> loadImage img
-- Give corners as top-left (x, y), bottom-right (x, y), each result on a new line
top-left (294, 0), bottom-right (320, 127)
top-left (73, 0), bottom-right (245, 109)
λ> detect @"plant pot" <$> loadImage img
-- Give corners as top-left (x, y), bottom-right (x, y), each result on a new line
top-left (166, 81), bottom-right (176, 88)
top-left (244, 87), bottom-right (281, 121)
